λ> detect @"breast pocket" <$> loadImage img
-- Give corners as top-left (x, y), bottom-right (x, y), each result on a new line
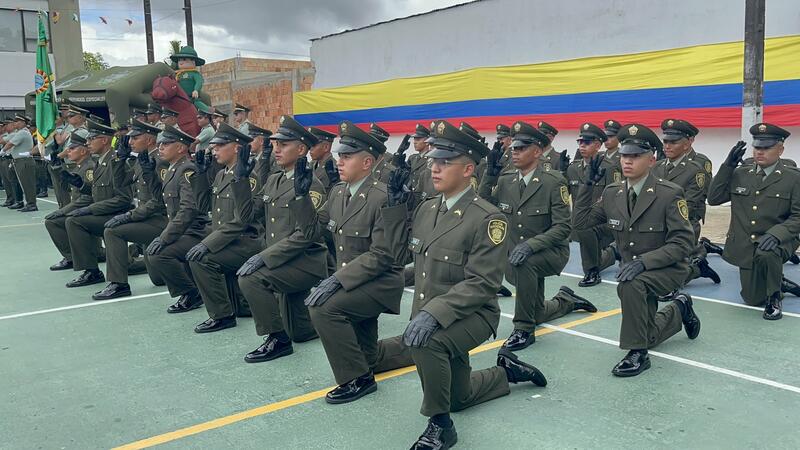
top-left (343, 225), bottom-right (372, 254)
top-left (524, 203), bottom-right (551, 232)
top-left (764, 191), bottom-right (791, 217)
top-left (428, 246), bottom-right (465, 284)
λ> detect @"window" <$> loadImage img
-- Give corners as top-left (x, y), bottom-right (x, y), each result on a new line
top-left (0, 9), bottom-right (24, 52)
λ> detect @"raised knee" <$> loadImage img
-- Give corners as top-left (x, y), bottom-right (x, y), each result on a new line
top-left (754, 249), bottom-right (781, 263)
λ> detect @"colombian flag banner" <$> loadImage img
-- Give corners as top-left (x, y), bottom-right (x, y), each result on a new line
top-left (294, 35), bottom-right (800, 133)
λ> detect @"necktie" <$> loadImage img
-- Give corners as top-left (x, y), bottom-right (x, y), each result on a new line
top-left (345, 190), bottom-right (352, 207)
top-left (628, 187), bottom-right (637, 213)
top-left (666, 162), bottom-right (674, 173)
top-left (519, 179), bottom-right (526, 197)
top-left (435, 202), bottom-right (447, 227)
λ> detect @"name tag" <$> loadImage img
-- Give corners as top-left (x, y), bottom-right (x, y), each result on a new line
top-left (326, 219), bottom-right (337, 232)
top-left (498, 203), bottom-right (512, 213)
top-left (608, 219), bottom-right (621, 226)
top-left (735, 187), bottom-right (747, 194)
top-left (263, 195), bottom-right (270, 202)
top-left (409, 237), bottom-right (420, 246)
top-left (569, 180), bottom-right (579, 186)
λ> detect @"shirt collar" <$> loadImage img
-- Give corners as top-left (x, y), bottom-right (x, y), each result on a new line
top-left (759, 161), bottom-right (780, 176)
top-left (348, 176), bottom-right (368, 197)
top-left (626, 176), bottom-right (647, 196)
top-left (443, 185), bottom-right (471, 210)
top-left (668, 153), bottom-right (687, 166)
top-left (518, 167), bottom-right (536, 185)
top-left (284, 169), bottom-right (295, 179)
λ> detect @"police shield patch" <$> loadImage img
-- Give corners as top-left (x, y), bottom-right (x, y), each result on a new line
top-left (560, 185), bottom-right (570, 205)
top-left (249, 177), bottom-right (257, 191)
top-left (704, 161), bottom-right (712, 174)
top-left (613, 171), bottom-right (622, 182)
top-left (488, 219), bottom-right (507, 245)
top-left (160, 168), bottom-right (168, 181)
top-left (677, 199), bottom-right (689, 221)
top-left (696, 172), bottom-right (705, 188)
top-left (543, 162), bottom-right (552, 171)
top-left (85, 169), bottom-right (94, 182)
top-left (184, 170), bottom-right (194, 183)
top-left (309, 190), bottom-right (322, 209)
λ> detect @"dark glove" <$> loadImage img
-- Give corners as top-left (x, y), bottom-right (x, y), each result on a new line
top-left (725, 141), bottom-right (747, 168)
top-left (115, 135), bottom-right (132, 160)
top-left (49, 145), bottom-right (62, 167)
top-left (236, 254), bottom-right (266, 277)
top-left (104, 212), bottom-right (132, 228)
top-left (508, 241), bottom-right (535, 266)
top-left (233, 143), bottom-right (255, 181)
top-left (758, 233), bottom-right (779, 252)
top-left (324, 158), bottom-right (340, 185)
top-left (402, 310), bottom-right (440, 348)
top-left (194, 148), bottom-right (210, 174)
top-left (587, 156), bottom-right (606, 185)
top-left (486, 141), bottom-right (504, 178)
top-left (44, 210), bottom-right (65, 220)
top-left (616, 259), bottom-right (645, 282)
top-left (66, 206), bottom-right (92, 217)
top-left (387, 166), bottom-right (411, 206)
top-left (262, 137), bottom-right (273, 162)
top-left (146, 237), bottom-right (165, 255)
top-left (294, 157), bottom-right (313, 197)
top-left (559, 150), bottom-right (570, 169)
top-left (60, 171), bottom-right (84, 188)
top-left (573, 148), bottom-right (581, 162)
top-left (304, 275), bottom-right (342, 307)
top-left (393, 134), bottom-right (411, 168)
top-left (138, 150), bottom-right (155, 173)
top-left (185, 242), bottom-right (209, 261)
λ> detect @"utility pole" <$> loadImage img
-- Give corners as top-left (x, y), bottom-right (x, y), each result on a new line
top-left (184, 0), bottom-right (194, 47)
top-left (144, 0), bottom-right (154, 64)
top-left (742, 0), bottom-right (765, 140)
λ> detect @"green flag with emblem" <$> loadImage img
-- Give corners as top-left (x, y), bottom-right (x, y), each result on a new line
top-left (34, 11), bottom-right (57, 143)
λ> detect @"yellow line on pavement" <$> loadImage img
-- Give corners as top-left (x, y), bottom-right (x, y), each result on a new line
top-left (113, 308), bottom-right (621, 449)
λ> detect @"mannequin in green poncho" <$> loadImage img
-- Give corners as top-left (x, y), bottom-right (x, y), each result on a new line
top-left (170, 46), bottom-right (209, 110)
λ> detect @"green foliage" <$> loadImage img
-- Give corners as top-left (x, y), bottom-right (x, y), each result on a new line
top-left (83, 52), bottom-right (109, 72)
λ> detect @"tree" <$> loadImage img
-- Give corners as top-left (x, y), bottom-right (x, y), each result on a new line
top-left (83, 52), bottom-right (110, 72)
top-left (165, 40), bottom-right (181, 69)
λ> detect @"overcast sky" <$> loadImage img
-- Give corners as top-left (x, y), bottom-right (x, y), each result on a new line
top-left (78, 0), bottom-right (468, 66)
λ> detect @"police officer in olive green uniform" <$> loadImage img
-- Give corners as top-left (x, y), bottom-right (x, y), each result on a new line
top-left (0, 119), bottom-right (23, 208)
top-left (64, 120), bottom-right (135, 288)
top-left (3, 115), bottom-right (38, 211)
top-left (45, 133), bottom-right (97, 271)
top-left (408, 123), bottom-right (435, 201)
top-left (566, 122), bottom-right (621, 287)
top-left (381, 120), bottom-right (547, 450)
top-left (294, 120), bottom-right (404, 403)
top-left (308, 126), bottom-right (339, 192)
top-left (574, 123), bottom-right (700, 377)
top-left (537, 121), bottom-right (569, 174)
top-left (479, 121), bottom-right (597, 351)
top-left (654, 119), bottom-right (720, 285)
top-left (146, 104), bottom-right (163, 128)
top-left (233, 103), bottom-right (251, 135)
top-left (195, 105), bottom-right (216, 153)
top-left (48, 105), bottom-right (88, 208)
top-left (602, 119), bottom-right (622, 163)
top-left (93, 121), bottom-right (173, 300)
top-left (493, 123), bottom-right (513, 172)
top-left (367, 122), bottom-right (396, 183)
top-left (187, 123), bottom-right (262, 333)
top-left (235, 116), bottom-right (326, 362)
top-left (708, 123), bottom-right (800, 320)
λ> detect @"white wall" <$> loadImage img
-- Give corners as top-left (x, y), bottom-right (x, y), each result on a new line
top-left (0, 1), bottom-right (49, 109)
top-left (311, 0), bottom-right (800, 89)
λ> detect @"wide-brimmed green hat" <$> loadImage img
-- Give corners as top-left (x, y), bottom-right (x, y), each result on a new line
top-left (170, 46), bottom-right (205, 66)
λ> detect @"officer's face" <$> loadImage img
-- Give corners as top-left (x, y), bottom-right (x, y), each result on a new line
top-left (604, 136), bottom-right (619, 149)
top-left (67, 146), bottom-right (89, 163)
top-left (752, 142), bottom-right (784, 168)
top-left (87, 135), bottom-right (110, 154)
top-left (413, 137), bottom-right (428, 152)
top-left (337, 152), bottom-right (373, 183)
top-left (430, 156), bottom-right (475, 195)
top-left (67, 114), bottom-right (84, 126)
top-left (214, 141), bottom-right (238, 166)
top-left (500, 136), bottom-right (512, 150)
top-left (130, 133), bottom-right (153, 152)
top-left (250, 135), bottom-right (264, 154)
top-left (162, 116), bottom-right (178, 127)
top-left (213, 116), bottom-right (224, 126)
top-left (233, 111), bottom-right (245, 124)
top-left (273, 139), bottom-right (307, 169)
top-left (147, 113), bottom-right (160, 124)
top-left (309, 141), bottom-right (331, 161)
top-left (662, 138), bottom-right (689, 160)
top-left (621, 152), bottom-right (656, 180)
top-left (158, 141), bottom-right (186, 163)
top-left (197, 115), bottom-right (210, 127)
top-left (578, 139), bottom-right (602, 159)
top-left (511, 144), bottom-right (543, 172)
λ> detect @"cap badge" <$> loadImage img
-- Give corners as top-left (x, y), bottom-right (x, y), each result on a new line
top-left (514, 123), bottom-right (521, 132)
top-left (341, 123), bottom-right (348, 132)
top-left (280, 116), bottom-right (286, 124)
top-left (583, 124), bottom-right (590, 130)
top-left (538, 121), bottom-right (543, 127)
top-left (436, 122), bottom-right (445, 135)
top-left (758, 124), bottom-right (767, 132)
top-left (629, 125), bottom-right (639, 136)
top-left (430, 121), bottom-right (436, 129)
top-left (667, 120), bottom-right (674, 127)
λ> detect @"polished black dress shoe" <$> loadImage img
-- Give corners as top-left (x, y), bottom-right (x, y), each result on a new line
top-left (36, 191), bottom-right (48, 198)
top-left (780, 277), bottom-right (800, 297)
top-left (612, 349), bottom-right (650, 377)
top-left (1, 199), bottom-right (14, 207)
top-left (49, 258), bottom-right (73, 271)
top-left (790, 254), bottom-right (800, 265)
top-left (673, 293), bottom-right (700, 339)
top-left (243, 334), bottom-right (292, 362)
top-left (167, 292), bottom-right (203, 313)
top-left (325, 372), bottom-right (377, 404)
top-left (763, 293), bottom-right (783, 321)
top-left (92, 282), bottom-right (132, 301)
top-left (7, 202), bottom-right (23, 210)
top-left (18, 204), bottom-right (38, 212)
top-left (559, 286), bottom-right (598, 312)
top-left (497, 348), bottom-right (547, 386)
top-left (497, 286), bottom-right (513, 297)
top-left (578, 269), bottom-right (601, 287)
top-left (502, 329), bottom-right (534, 351)
top-left (700, 237), bottom-right (723, 255)
top-left (410, 420), bottom-right (458, 450)
top-left (65, 270), bottom-right (105, 288)
top-left (696, 258), bottom-right (720, 283)
top-left (194, 316), bottom-right (236, 333)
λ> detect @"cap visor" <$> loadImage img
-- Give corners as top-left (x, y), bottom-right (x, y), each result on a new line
top-left (334, 142), bottom-right (364, 154)
top-left (752, 138), bottom-right (779, 148)
top-left (209, 136), bottom-right (232, 145)
top-left (510, 139), bottom-right (534, 148)
top-left (126, 129), bottom-right (144, 137)
top-left (619, 144), bottom-right (652, 155)
top-left (604, 130), bottom-right (618, 137)
top-left (269, 131), bottom-right (297, 141)
top-left (411, 132), bottom-right (429, 138)
top-left (425, 148), bottom-right (461, 159)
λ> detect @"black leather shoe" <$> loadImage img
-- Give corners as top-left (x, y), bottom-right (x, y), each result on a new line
top-left (696, 258), bottom-right (720, 283)
top-left (1, 199), bottom-right (13, 207)
top-left (410, 420), bottom-right (458, 450)
top-left (49, 258), bottom-right (73, 271)
top-left (673, 293), bottom-right (700, 339)
top-left (780, 277), bottom-right (800, 297)
top-left (789, 254), bottom-right (800, 265)
top-left (611, 350), bottom-right (651, 377)
top-left (497, 286), bottom-right (513, 297)
top-left (763, 293), bottom-right (783, 321)
top-left (559, 286), bottom-right (598, 312)
top-left (167, 293), bottom-right (203, 313)
top-left (700, 237), bottom-right (723, 255)
top-left (36, 191), bottom-right (48, 198)
top-left (244, 334), bottom-right (293, 362)
top-left (7, 202), bottom-right (23, 209)
top-left (92, 282), bottom-right (131, 301)
top-left (497, 348), bottom-right (547, 386)
top-left (325, 372), bottom-right (377, 404)
top-left (502, 329), bottom-right (534, 351)
top-left (578, 269), bottom-right (601, 287)
top-left (65, 270), bottom-right (105, 288)
top-left (17, 204), bottom-right (38, 212)
top-left (194, 316), bottom-right (236, 333)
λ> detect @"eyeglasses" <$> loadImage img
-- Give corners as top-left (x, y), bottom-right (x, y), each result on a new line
top-left (576, 138), bottom-right (597, 146)
top-left (427, 158), bottom-right (468, 169)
